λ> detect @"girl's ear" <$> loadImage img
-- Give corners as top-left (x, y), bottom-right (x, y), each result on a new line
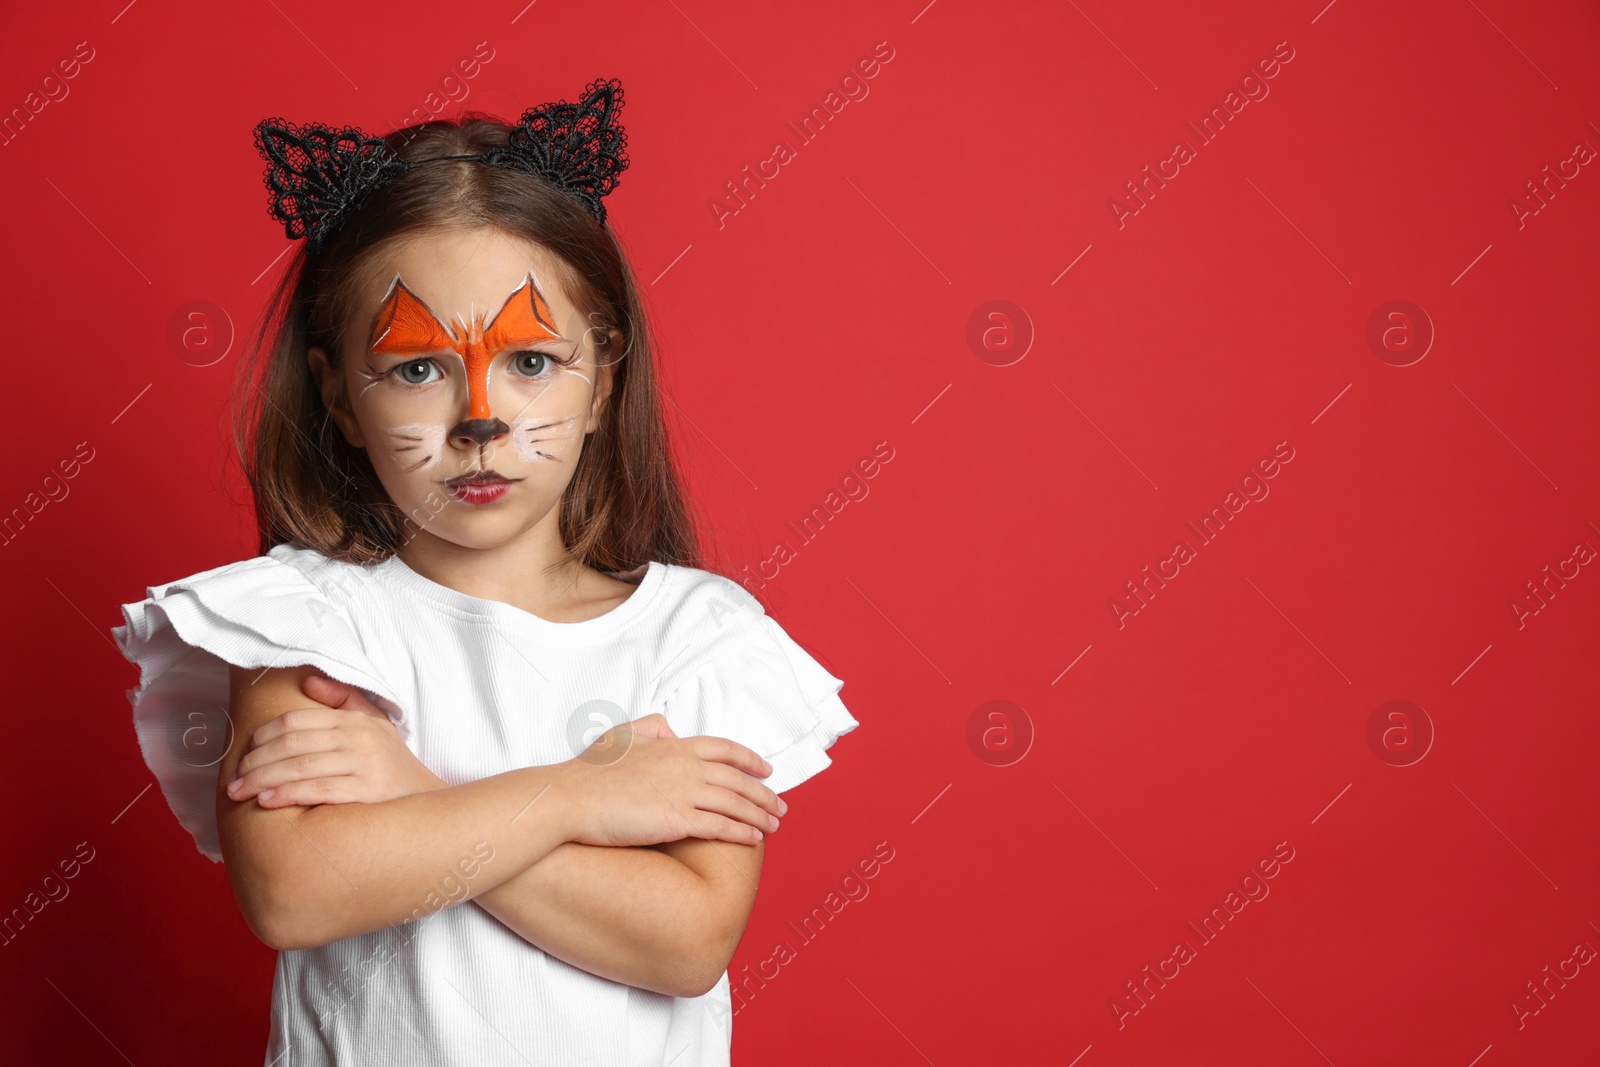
top-left (307, 345), bottom-right (365, 449)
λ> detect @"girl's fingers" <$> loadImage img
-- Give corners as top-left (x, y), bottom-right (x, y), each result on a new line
top-left (229, 750), bottom-right (354, 800)
top-left (301, 674), bottom-right (382, 713)
top-left (248, 707), bottom-right (349, 751)
top-left (234, 727), bottom-right (344, 779)
top-left (691, 735), bottom-right (773, 780)
top-left (254, 776), bottom-right (368, 808)
top-left (685, 810), bottom-right (766, 846)
top-left (695, 787), bottom-right (781, 834)
top-left (704, 761), bottom-right (787, 818)
top-left (624, 712), bottom-right (677, 740)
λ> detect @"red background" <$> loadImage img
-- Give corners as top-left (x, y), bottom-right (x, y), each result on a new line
top-left (3, 0), bottom-right (1598, 1063)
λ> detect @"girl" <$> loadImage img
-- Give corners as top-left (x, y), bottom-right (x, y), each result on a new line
top-left (110, 79), bottom-right (859, 1066)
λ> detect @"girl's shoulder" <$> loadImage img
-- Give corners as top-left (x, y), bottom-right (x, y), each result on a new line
top-left (643, 564), bottom-right (859, 795)
top-left (261, 542), bottom-right (387, 610)
top-left (650, 560), bottom-right (762, 613)
top-left (126, 543), bottom-right (379, 612)
top-left (646, 562), bottom-right (769, 653)
top-left (127, 544), bottom-right (400, 663)
top-left (645, 562), bottom-right (836, 698)
top-left (113, 543), bottom-right (393, 676)
top-left (110, 545), bottom-right (413, 863)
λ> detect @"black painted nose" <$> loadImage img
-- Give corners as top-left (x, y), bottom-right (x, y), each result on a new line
top-left (450, 417), bottom-right (509, 448)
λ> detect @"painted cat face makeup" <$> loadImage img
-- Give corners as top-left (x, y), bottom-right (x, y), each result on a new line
top-left (368, 271), bottom-right (561, 423)
top-left (357, 270), bottom-right (591, 470)
top-left (310, 227), bottom-right (615, 553)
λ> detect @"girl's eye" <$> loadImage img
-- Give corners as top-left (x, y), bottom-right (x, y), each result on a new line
top-left (511, 350), bottom-right (559, 379)
top-left (392, 359), bottom-right (442, 386)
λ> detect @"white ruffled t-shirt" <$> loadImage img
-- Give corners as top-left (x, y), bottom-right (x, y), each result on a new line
top-left (110, 543), bottom-right (858, 1067)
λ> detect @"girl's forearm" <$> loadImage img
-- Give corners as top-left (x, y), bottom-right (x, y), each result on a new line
top-left (229, 763), bottom-right (579, 951)
top-left (474, 842), bottom-right (719, 997)
top-left (400, 765), bottom-right (722, 996)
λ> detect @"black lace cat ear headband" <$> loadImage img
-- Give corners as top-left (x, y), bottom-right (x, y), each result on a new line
top-left (252, 76), bottom-right (629, 255)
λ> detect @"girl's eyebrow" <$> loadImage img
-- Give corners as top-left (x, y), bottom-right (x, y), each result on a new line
top-left (368, 333), bottom-right (570, 356)
top-left (496, 332), bottom-right (571, 348)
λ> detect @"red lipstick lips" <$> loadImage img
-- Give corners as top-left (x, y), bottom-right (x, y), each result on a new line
top-left (445, 470), bottom-right (510, 487)
top-left (445, 470), bottom-right (514, 504)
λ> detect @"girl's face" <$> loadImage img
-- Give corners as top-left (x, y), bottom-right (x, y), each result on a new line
top-left (308, 227), bottom-right (615, 552)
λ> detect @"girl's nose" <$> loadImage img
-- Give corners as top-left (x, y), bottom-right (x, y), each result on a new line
top-left (450, 417), bottom-right (509, 448)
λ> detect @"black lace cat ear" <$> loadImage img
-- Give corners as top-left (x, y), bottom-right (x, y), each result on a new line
top-left (252, 118), bottom-right (411, 254)
top-left (485, 77), bottom-right (630, 223)
top-left (251, 78), bottom-right (630, 249)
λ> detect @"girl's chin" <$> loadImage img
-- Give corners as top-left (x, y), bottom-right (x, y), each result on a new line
top-left (410, 523), bottom-right (531, 554)
top-left (402, 502), bottom-right (550, 547)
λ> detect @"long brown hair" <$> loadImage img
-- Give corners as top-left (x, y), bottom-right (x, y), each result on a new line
top-left (230, 111), bottom-right (707, 577)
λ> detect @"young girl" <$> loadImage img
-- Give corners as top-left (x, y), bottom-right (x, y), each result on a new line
top-left (110, 79), bottom-right (858, 1066)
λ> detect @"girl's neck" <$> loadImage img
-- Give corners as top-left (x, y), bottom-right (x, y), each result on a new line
top-left (394, 527), bottom-right (595, 618)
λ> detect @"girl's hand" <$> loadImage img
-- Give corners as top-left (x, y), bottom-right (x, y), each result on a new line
top-left (225, 674), bottom-right (444, 808)
top-left (558, 713), bottom-right (788, 848)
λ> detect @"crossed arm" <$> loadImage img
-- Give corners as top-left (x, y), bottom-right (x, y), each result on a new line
top-left (474, 832), bottom-right (763, 998)
top-left (399, 757), bottom-right (766, 997)
top-left (218, 663), bottom-right (767, 998)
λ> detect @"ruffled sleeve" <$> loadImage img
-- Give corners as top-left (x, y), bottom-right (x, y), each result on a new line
top-left (653, 607), bottom-right (859, 795)
top-left (109, 549), bottom-right (408, 863)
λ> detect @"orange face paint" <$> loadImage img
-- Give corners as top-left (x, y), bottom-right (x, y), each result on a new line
top-left (367, 271), bottom-right (563, 422)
